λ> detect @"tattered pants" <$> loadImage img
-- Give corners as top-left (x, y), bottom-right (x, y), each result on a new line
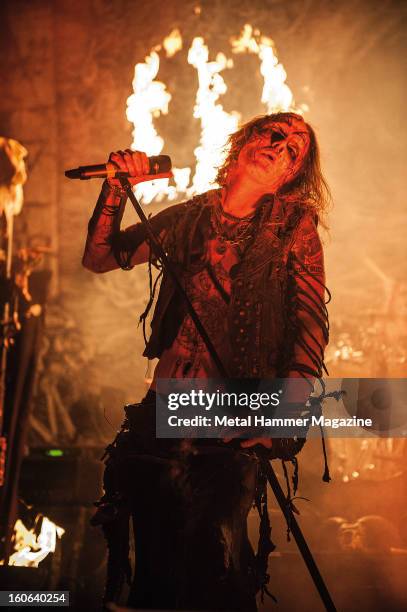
top-left (108, 392), bottom-right (259, 611)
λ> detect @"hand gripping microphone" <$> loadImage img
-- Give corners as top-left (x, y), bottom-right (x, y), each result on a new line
top-left (65, 155), bottom-right (172, 180)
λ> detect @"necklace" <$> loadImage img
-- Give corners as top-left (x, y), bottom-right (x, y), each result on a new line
top-left (210, 193), bottom-right (261, 254)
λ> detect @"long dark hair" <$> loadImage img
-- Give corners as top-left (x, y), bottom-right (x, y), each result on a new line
top-left (216, 112), bottom-right (331, 224)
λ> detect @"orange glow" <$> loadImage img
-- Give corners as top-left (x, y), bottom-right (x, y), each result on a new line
top-left (5, 516), bottom-right (65, 568)
top-left (126, 26), bottom-right (304, 204)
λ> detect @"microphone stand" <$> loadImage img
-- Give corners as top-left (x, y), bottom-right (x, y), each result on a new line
top-left (118, 179), bottom-right (227, 378)
top-left (119, 177), bottom-right (337, 611)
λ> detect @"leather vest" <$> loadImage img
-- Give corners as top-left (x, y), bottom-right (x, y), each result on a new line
top-left (143, 190), bottom-right (307, 378)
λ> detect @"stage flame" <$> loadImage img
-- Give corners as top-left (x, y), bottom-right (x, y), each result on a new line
top-left (163, 28), bottom-right (183, 58)
top-left (126, 25), bottom-right (304, 203)
top-left (7, 516), bottom-right (65, 568)
top-left (126, 33), bottom-right (191, 203)
top-left (187, 38), bottom-right (239, 195)
top-left (230, 24), bottom-right (306, 114)
top-left (126, 50), bottom-right (171, 204)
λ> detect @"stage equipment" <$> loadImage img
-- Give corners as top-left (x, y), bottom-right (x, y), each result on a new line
top-left (64, 155), bottom-right (171, 180)
top-left (19, 447), bottom-right (104, 507)
top-left (2, 448), bottom-right (108, 609)
top-left (0, 137), bottom-right (28, 484)
top-left (0, 137), bottom-right (35, 566)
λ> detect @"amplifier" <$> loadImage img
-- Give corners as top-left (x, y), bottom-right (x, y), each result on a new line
top-left (19, 447), bottom-right (105, 507)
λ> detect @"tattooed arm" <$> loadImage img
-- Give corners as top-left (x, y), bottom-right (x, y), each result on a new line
top-left (82, 149), bottom-right (173, 273)
top-left (82, 181), bottom-right (153, 273)
top-left (82, 182), bottom-right (187, 273)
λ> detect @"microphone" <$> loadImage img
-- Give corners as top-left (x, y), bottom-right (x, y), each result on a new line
top-left (65, 155), bottom-right (172, 180)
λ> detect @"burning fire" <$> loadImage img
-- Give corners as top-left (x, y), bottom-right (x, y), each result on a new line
top-left (163, 28), bottom-right (183, 58)
top-left (187, 38), bottom-right (239, 195)
top-left (126, 49), bottom-right (174, 204)
top-left (6, 516), bottom-right (64, 567)
top-left (230, 24), bottom-right (307, 114)
top-left (126, 24), bottom-right (304, 203)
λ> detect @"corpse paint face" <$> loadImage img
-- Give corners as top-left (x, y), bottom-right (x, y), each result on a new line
top-left (235, 116), bottom-right (310, 192)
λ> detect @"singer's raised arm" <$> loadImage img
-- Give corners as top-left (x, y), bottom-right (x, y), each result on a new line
top-left (82, 180), bottom-right (183, 273)
top-left (82, 148), bottom-right (175, 272)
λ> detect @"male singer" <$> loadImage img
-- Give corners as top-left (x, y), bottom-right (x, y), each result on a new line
top-left (83, 112), bottom-right (330, 610)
